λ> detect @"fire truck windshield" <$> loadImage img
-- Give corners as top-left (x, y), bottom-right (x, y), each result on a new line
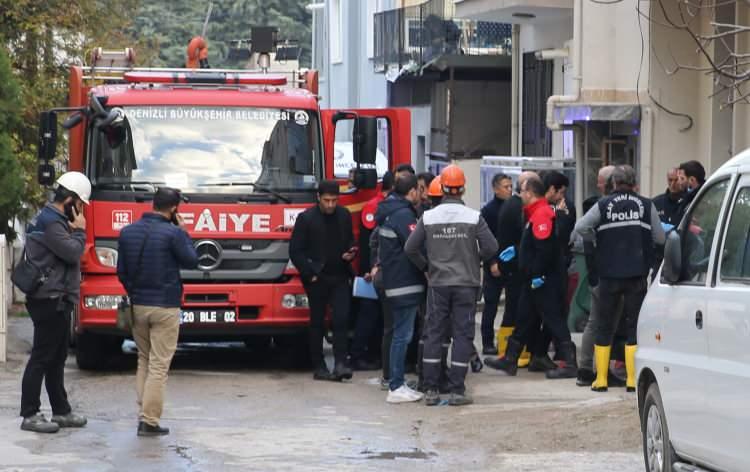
top-left (90, 106), bottom-right (321, 194)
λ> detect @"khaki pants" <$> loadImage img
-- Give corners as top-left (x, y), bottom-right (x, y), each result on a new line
top-left (132, 305), bottom-right (180, 426)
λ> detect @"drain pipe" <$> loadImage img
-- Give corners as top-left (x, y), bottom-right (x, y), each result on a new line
top-left (546, 0), bottom-right (582, 131)
top-left (511, 24), bottom-right (520, 156)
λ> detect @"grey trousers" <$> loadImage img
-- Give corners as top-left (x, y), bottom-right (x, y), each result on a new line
top-left (422, 286), bottom-right (477, 395)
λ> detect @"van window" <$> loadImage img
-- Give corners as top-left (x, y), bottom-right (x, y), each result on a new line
top-left (680, 180), bottom-right (729, 284)
top-left (720, 187), bottom-right (750, 281)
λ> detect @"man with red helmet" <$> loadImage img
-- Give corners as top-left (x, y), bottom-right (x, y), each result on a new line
top-left (405, 165), bottom-right (499, 406)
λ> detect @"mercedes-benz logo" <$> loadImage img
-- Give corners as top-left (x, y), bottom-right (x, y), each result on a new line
top-left (195, 240), bottom-right (222, 271)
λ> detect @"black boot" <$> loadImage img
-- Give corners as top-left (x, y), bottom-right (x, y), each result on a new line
top-left (545, 341), bottom-right (578, 379)
top-left (528, 354), bottom-right (558, 372)
top-left (137, 421), bottom-right (169, 437)
top-left (576, 368), bottom-right (596, 387)
top-left (484, 338), bottom-right (521, 376)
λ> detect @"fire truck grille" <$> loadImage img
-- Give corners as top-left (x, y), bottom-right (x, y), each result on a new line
top-left (181, 239), bottom-right (289, 282)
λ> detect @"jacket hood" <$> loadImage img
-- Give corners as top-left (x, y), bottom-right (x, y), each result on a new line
top-left (375, 195), bottom-right (414, 225)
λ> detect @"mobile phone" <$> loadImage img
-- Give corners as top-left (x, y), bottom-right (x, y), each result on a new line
top-left (64, 202), bottom-right (76, 222)
top-left (170, 211), bottom-right (180, 225)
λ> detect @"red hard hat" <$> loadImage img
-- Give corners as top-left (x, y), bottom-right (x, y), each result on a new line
top-left (440, 165), bottom-right (465, 189)
top-left (427, 175), bottom-right (443, 197)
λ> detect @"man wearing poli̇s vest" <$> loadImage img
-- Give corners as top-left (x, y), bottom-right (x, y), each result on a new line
top-left (574, 165), bottom-right (665, 392)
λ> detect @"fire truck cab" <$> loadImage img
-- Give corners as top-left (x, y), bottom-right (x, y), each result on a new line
top-left (37, 44), bottom-right (411, 369)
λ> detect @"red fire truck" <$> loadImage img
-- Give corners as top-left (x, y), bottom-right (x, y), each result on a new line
top-left (37, 38), bottom-right (410, 369)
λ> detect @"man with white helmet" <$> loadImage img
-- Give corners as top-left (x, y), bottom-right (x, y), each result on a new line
top-left (20, 171), bottom-right (91, 433)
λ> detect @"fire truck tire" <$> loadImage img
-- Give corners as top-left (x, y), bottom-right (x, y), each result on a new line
top-left (76, 332), bottom-right (123, 370)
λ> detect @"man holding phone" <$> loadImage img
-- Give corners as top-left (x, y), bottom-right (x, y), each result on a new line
top-left (20, 172), bottom-right (91, 433)
top-left (290, 180), bottom-right (356, 382)
top-left (117, 187), bottom-right (198, 437)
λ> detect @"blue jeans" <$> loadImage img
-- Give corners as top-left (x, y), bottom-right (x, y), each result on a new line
top-left (389, 304), bottom-right (418, 391)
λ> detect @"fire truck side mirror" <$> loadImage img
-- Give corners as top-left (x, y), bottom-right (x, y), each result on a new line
top-left (38, 111), bottom-right (58, 186)
top-left (38, 111), bottom-right (57, 163)
top-left (353, 117), bottom-right (377, 166)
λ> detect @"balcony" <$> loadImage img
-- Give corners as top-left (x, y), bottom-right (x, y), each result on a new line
top-left (374, 0), bottom-right (512, 74)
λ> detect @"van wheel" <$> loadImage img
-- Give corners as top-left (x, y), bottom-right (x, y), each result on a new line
top-left (642, 383), bottom-right (676, 472)
top-left (76, 332), bottom-right (123, 370)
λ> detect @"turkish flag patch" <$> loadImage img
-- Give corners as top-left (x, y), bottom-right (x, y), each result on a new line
top-left (408, 223), bottom-right (417, 233)
top-left (533, 222), bottom-right (552, 239)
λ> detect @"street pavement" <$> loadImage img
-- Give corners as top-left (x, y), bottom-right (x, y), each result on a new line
top-left (0, 313), bottom-right (644, 472)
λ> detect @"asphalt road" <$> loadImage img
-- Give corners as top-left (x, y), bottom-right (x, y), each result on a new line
top-left (0, 314), bottom-right (644, 472)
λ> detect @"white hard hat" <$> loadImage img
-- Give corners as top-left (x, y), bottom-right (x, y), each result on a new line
top-left (56, 171), bottom-right (92, 204)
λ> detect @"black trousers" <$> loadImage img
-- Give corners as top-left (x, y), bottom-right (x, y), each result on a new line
top-left (481, 270), bottom-right (503, 346)
top-left (305, 275), bottom-right (351, 366)
top-left (20, 298), bottom-right (73, 418)
top-left (595, 276), bottom-right (647, 346)
top-left (511, 279), bottom-right (572, 354)
top-left (500, 273), bottom-right (522, 328)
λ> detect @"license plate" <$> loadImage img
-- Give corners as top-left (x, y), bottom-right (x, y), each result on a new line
top-left (180, 309), bottom-right (236, 324)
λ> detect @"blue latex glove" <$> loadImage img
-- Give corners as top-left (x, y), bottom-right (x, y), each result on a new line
top-left (661, 222), bottom-right (674, 233)
top-left (531, 277), bottom-right (545, 289)
top-left (498, 246), bottom-right (516, 262)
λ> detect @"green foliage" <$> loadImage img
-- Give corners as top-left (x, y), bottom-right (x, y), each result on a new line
top-left (0, 46), bottom-right (26, 240)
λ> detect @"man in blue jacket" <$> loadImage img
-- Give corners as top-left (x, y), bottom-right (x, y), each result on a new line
top-left (376, 174), bottom-right (426, 403)
top-left (117, 187), bottom-right (198, 437)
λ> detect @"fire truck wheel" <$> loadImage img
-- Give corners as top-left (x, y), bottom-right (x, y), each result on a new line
top-left (76, 332), bottom-right (123, 370)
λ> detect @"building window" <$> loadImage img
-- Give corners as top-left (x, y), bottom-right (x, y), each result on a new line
top-left (330, 0), bottom-right (343, 64)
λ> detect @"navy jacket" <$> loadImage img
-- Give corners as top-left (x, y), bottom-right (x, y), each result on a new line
top-left (117, 213), bottom-right (198, 308)
top-left (376, 195), bottom-right (425, 308)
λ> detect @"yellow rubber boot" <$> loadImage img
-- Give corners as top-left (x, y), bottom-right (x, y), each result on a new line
top-left (517, 348), bottom-right (531, 368)
top-left (591, 345), bottom-right (611, 392)
top-left (496, 327), bottom-right (514, 358)
top-left (625, 345), bottom-right (637, 393)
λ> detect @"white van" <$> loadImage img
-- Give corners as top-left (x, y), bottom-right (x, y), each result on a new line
top-left (637, 150), bottom-right (750, 472)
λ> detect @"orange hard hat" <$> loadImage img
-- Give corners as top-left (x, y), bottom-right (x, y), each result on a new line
top-left (440, 164), bottom-right (466, 189)
top-left (427, 175), bottom-right (443, 197)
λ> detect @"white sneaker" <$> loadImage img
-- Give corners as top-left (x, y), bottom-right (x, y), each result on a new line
top-left (403, 384), bottom-right (424, 400)
top-left (387, 385), bottom-right (422, 403)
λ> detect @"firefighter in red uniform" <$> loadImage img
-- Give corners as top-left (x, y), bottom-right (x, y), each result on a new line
top-left (484, 176), bottom-right (577, 379)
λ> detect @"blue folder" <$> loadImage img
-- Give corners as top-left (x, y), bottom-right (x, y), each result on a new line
top-left (353, 276), bottom-right (378, 300)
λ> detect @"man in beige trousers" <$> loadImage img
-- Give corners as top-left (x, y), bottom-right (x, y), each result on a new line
top-left (117, 188), bottom-right (198, 436)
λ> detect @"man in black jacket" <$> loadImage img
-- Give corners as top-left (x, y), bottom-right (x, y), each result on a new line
top-left (479, 173), bottom-right (513, 355)
top-left (290, 180), bottom-right (356, 381)
top-left (20, 172), bottom-right (91, 434)
top-left (492, 171), bottom-right (536, 359)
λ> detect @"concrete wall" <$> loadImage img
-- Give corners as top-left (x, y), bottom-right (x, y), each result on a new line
top-left (318, 0), bottom-right (394, 109)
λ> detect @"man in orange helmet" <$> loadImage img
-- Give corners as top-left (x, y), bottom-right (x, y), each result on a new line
top-left (405, 165), bottom-right (499, 406)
